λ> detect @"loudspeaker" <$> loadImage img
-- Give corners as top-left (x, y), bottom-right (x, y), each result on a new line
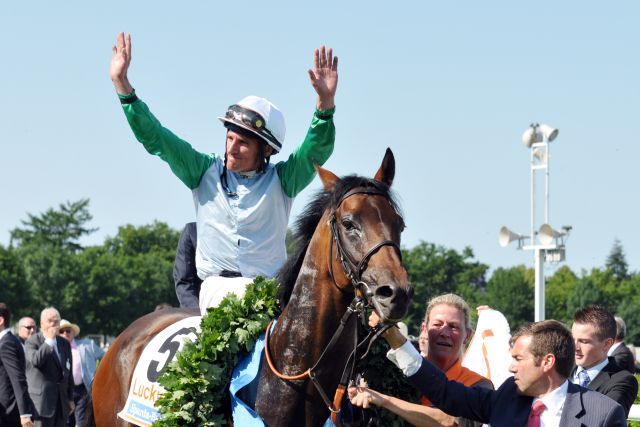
top-left (522, 128), bottom-right (537, 148)
top-left (539, 223), bottom-right (563, 245)
top-left (538, 124), bottom-right (558, 142)
top-left (498, 226), bottom-right (525, 248)
top-left (521, 124), bottom-right (559, 147)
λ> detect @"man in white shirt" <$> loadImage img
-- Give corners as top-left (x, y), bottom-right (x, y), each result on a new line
top-left (571, 305), bottom-right (638, 416)
top-left (352, 318), bottom-right (626, 426)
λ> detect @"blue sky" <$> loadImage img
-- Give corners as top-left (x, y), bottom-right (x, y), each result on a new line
top-left (1, 2), bottom-right (638, 277)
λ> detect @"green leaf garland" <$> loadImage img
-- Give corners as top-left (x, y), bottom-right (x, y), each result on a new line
top-left (153, 277), bottom-right (280, 426)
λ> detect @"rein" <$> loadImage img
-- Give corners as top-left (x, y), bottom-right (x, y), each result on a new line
top-left (263, 186), bottom-right (402, 424)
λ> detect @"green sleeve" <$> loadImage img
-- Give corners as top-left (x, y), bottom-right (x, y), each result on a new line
top-left (119, 92), bottom-right (214, 189)
top-left (275, 107), bottom-right (335, 197)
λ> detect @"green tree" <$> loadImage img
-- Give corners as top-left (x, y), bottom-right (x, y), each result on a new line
top-left (78, 222), bottom-right (180, 335)
top-left (0, 244), bottom-right (34, 319)
top-left (605, 239), bottom-right (628, 282)
top-left (483, 266), bottom-right (533, 330)
top-left (566, 274), bottom-right (604, 317)
top-left (9, 199), bottom-right (95, 315)
top-left (402, 242), bottom-right (487, 336)
top-left (10, 199), bottom-right (96, 251)
top-left (545, 265), bottom-right (578, 323)
top-left (7, 200), bottom-right (180, 336)
top-left (612, 274), bottom-right (640, 343)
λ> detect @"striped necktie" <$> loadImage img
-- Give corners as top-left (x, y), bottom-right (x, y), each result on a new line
top-left (578, 369), bottom-right (590, 387)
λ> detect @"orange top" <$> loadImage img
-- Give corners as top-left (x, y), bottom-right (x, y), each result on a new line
top-left (420, 358), bottom-right (488, 406)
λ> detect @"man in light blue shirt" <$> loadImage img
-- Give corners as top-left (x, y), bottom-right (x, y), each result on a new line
top-left (570, 305), bottom-right (638, 416)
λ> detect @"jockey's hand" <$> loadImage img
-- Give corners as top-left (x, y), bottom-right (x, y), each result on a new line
top-left (69, 400), bottom-right (75, 413)
top-left (110, 32), bottom-right (134, 95)
top-left (308, 45), bottom-right (338, 111)
top-left (20, 416), bottom-right (34, 427)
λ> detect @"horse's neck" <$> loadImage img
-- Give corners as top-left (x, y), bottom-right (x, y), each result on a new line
top-left (273, 229), bottom-right (354, 364)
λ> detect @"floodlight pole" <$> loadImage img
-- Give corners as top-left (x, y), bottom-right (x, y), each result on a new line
top-left (533, 247), bottom-right (545, 321)
top-left (526, 139), bottom-right (551, 321)
top-left (500, 124), bottom-right (565, 322)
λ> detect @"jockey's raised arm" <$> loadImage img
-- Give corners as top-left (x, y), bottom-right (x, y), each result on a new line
top-left (110, 32), bottom-right (339, 314)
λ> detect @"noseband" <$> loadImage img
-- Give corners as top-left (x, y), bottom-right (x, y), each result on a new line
top-left (264, 185), bottom-right (404, 423)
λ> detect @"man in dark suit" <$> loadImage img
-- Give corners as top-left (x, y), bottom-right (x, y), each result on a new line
top-left (174, 222), bottom-right (202, 309)
top-left (571, 305), bottom-right (638, 416)
top-left (16, 317), bottom-right (37, 348)
top-left (0, 303), bottom-right (35, 427)
top-left (25, 307), bottom-right (74, 427)
top-left (351, 318), bottom-right (626, 426)
top-left (609, 315), bottom-right (637, 373)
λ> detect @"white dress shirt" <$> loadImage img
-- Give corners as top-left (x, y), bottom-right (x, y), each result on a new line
top-left (532, 380), bottom-right (568, 427)
top-left (572, 357), bottom-right (609, 384)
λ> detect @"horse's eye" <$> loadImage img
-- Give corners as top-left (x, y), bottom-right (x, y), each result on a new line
top-left (341, 219), bottom-right (357, 231)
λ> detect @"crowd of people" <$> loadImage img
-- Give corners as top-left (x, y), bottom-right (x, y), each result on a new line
top-left (3, 298), bottom-right (639, 427)
top-left (344, 300), bottom-right (639, 426)
top-left (0, 305), bottom-right (104, 427)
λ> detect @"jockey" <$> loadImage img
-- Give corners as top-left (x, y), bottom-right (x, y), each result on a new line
top-left (110, 33), bottom-right (339, 314)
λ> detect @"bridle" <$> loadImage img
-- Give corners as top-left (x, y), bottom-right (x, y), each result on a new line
top-left (329, 187), bottom-right (402, 311)
top-left (264, 186), bottom-right (403, 424)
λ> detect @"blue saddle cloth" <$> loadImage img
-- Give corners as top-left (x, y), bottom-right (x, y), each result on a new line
top-left (229, 331), bottom-right (267, 426)
top-left (229, 323), bottom-right (339, 427)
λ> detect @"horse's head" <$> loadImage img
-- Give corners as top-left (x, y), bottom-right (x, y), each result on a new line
top-left (316, 148), bottom-right (413, 323)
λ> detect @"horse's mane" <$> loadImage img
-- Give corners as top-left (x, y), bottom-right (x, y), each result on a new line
top-left (277, 175), bottom-right (401, 307)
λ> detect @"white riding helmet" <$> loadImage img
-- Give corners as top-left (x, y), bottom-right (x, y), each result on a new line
top-left (218, 96), bottom-right (286, 153)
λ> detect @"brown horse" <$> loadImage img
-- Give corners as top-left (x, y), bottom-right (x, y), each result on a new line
top-left (91, 148), bottom-right (412, 426)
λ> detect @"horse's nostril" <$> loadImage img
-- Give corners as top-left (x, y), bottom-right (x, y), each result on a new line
top-left (375, 285), bottom-right (393, 299)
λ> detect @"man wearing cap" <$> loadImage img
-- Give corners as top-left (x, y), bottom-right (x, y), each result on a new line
top-left (58, 320), bottom-right (104, 427)
top-left (110, 33), bottom-right (338, 312)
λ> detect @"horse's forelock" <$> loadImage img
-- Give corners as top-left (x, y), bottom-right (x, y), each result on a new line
top-left (276, 175), bottom-right (401, 307)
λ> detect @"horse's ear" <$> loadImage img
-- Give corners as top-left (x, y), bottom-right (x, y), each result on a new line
top-left (374, 148), bottom-right (395, 186)
top-left (315, 162), bottom-right (340, 190)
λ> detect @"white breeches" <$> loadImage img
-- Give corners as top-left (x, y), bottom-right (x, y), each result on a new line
top-left (198, 276), bottom-right (254, 315)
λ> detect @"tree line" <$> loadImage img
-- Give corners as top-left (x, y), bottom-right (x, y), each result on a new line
top-left (2, 199), bottom-right (638, 342)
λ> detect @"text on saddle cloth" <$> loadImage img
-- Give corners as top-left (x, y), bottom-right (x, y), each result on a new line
top-left (117, 316), bottom-right (201, 427)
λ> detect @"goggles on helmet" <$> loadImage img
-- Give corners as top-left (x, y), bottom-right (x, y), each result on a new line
top-left (225, 105), bottom-right (265, 130)
top-left (224, 104), bottom-right (281, 151)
